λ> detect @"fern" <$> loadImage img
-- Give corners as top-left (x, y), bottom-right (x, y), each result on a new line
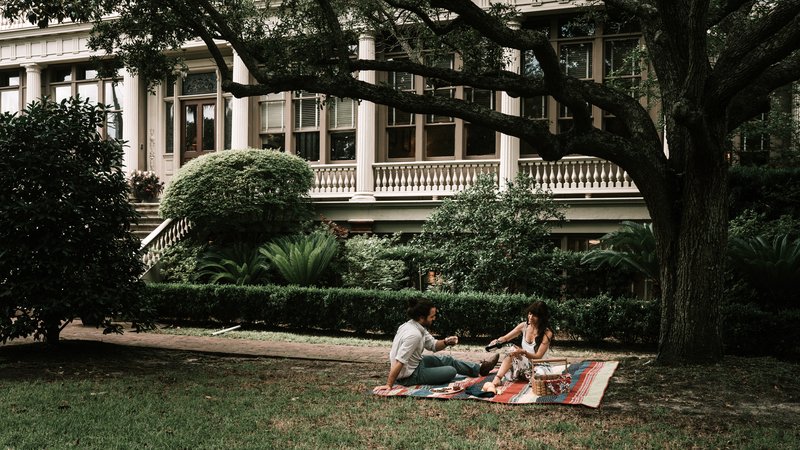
top-left (260, 232), bottom-right (338, 286)
top-left (581, 221), bottom-right (659, 283)
top-left (195, 243), bottom-right (271, 285)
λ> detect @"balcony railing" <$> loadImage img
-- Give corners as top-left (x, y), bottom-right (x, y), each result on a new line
top-left (309, 156), bottom-right (638, 200)
top-left (375, 160), bottom-right (500, 197)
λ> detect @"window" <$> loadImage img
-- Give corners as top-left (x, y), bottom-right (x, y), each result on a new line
top-left (294, 91), bottom-right (320, 161)
top-left (328, 97), bottom-right (356, 160)
top-left (521, 50), bottom-right (549, 155)
top-left (0, 70), bottom-right (21, 114)
top-left (387, 64), bottom-right (416, 159)
top-left (424, 54), bottom-right (455, 158)
top-left (464, 88), bottom-right (496, 156)
top-left (559, 43), bottom-right (593, 133)
top-left (48, 65), bottom-right (124, 139)
top-left (603, 38), bottom-right (642, 138)
top-left (260, 93), bottom-right (285, 151)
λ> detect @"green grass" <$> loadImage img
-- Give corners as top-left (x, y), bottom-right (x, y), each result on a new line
top-left (1, 342), bottom-right (798, 449)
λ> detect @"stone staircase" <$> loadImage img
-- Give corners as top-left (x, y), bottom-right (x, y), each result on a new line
top-left (131, 202), bottom-right (163, 241)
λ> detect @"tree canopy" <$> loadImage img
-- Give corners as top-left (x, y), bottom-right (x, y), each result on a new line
top-left (3, 0), bottom-right (799, 363)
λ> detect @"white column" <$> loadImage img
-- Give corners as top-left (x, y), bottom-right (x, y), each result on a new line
top-left (23, 64), bottom-right (42, 106)
top-left (231, 51), bottom-right (250, 149)
top-left (499, 21), bottom-right (522, 190)
top-left (122, 69), bottom-right (140, 173)
top-left (351, 32), bottom-right (377, 202)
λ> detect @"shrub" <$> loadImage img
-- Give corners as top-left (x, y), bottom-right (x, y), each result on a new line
top-left (0, 98), bottom-right (151, 343)
top-left (728, 235), bottom-right (800, 309)
top-left (260, 231), bottom-right (339, 286)
top-left (728, 166), bottom-right (800, 221)
top-left (412, 173), bottom-right (565, 295)
top-left (159, 149), bottom-right (314, 240)
top-left (196, 242), bottom-right (272, 285)
top-left (158, 239), bottom-right (207, 283)
top-left (722, 303), bottom-right (800, 358)
top-left (342, 234), bottom-right (407, 290)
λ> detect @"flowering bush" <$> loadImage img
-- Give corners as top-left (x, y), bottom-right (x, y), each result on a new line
top-left (129, 170), bottom-right (164, 201)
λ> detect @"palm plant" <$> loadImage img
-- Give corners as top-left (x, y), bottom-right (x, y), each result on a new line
top-left (728, 234), bottom-right (800, 308)
top-left (260, 232), bottom-right (339, 286)
top-left (581, 221), bottom-right (660, 290)
top-left (195, 242), bottom-right (271, 285)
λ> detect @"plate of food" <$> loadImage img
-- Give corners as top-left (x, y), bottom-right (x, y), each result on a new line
top-left (430, 384), bottom-right (464, 394)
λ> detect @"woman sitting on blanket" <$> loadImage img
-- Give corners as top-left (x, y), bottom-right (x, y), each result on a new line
top-left (482, 301), bottom-right (554, 393)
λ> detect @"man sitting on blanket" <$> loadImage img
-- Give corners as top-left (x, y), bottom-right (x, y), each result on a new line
top-left (376, 298), bottom-right (499, 391)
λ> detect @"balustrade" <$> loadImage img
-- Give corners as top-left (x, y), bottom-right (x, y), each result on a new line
top-left (140, 217), bottom-right (193, 274)
top-left (309, 164), bottom-right (357, 197)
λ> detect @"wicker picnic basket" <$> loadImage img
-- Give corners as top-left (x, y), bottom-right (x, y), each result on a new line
top-left (530, 358), bottom-right (571, 396)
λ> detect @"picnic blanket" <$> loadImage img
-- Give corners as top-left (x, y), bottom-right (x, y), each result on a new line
top-left (372, 360), bottom-right (618, 408)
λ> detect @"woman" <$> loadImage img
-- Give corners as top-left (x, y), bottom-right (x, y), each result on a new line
top-left (482, 301), bottom-right (554, 393)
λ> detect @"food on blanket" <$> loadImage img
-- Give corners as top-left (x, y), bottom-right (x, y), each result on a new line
top-left (430, 385), bottom-right (464, 394)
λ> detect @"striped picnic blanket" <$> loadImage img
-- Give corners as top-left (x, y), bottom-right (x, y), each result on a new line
top-left (372, 360), bottom-right (618, 408)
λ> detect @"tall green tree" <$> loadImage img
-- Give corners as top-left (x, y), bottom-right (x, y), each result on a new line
top-left (0, 99), bottom-right (150, 344)
top-left (4, 0), bottom-right (799, 363)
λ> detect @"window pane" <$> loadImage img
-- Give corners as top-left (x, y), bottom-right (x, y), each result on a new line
top-left (184, 104), bottom-right (197, 152)
top-left (104, 80), bottom-right (123, 110)
top-left (262, 133), bottom-right (285, 151)
top-left (522, 51), bottom-right (544, 77)
top-left (465, 123), bottom-right (495, 156)
top-left (389, 70), bottom-right (414, 90)
top-left (558, 18), bottom-right (595, 38)
top-left (1, 90), bottom-right (19, 114)
top-left (388, 107), bottom-right (414, 126)
top-left (224, 98), bottom-right (232, 150)
top-left (165, 102), bottom-right (174, 154)
top-left (106, 111), bottom-right (123, 140)
top-left (53, 85), bottom-right (71, 103)
top-left (182, 72), bottom-right (217, 95)
top-left (295, 131), bottom-right (320, 161)
top-left (329, 97), bottom-right (355, 129)
top-left (0, 71), bottom-right (20, 88)
top-left (77, 83), bottom-right (98, 104)
top-left (560, 43), bottom-right (593, 79)
top-left (52, 67), bottom-right (72, 83)
top-left (387, 127), bottom-right (415, 159)
top-left (261, 100), bottom-right (285, 131)
top-left (605, 39), bottom-right (640, 77)
top-left (77, 66), bottom-right (98, 80)
top-left (426, 88), bottom-right (454, 123)
top-left (294, 96), bottom-right (319, 129)
top-left (426, 125), bottom-right (455, 157)
top-left (330, 131), bottom-right (356, 160)
top-left (523, 96), bottom-right (547, 119)
top-left (202, 104), bottom-right (215, 151)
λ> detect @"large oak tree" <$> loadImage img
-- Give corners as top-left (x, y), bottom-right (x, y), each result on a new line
top-left (4, 0), bottom-right (798, 363)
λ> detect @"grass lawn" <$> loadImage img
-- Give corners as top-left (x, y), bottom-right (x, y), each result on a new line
top-left (1, 340), bottom-right (799, 449)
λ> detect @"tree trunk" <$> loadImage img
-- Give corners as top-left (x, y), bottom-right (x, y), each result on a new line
top-left (652, 125), bottom-right (729, 364)
top-left (44, 320), bottom-right (61, 346)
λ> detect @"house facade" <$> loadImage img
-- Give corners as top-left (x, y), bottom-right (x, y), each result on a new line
top-left (0, 0), bottom-right (664, 248)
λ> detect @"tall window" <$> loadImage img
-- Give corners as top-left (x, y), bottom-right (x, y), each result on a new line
top-left (260, 93), bottom-right (285, 151)
top-left (387, 64), bottom-right (416, 159)
top-left (164, 76), bottom-right (175, 154)
top-left (424, 55), bottom-right (455, 158)
top-left (48, 64), bottom-right (124, 139)
top-left (294, 90), bottom-right (320, 161)
top-left (0, 70), bottom-right (21, 115)
top-left (603, 38), bottom-right (642, 138)
top-left (464, 88), bottom-right (496, 156)
top-left (521, 47), bottom-right (549, 155)
top-left (328, 97), bottom-right (356, 160)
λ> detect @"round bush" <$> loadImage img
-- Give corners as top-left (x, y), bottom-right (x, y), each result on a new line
top-left (160, 149), bottom-right (314, 237)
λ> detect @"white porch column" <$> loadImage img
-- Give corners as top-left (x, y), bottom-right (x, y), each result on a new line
top-left (23, 63), bottom-right (42, 106)
top-left (122, 69), bottom-right (140, 173)
top-left (351, 32), bottom-right (377, 202)
top-left (499, 21), bottom-right (522, 190)
top-left (231, 51), bottom-right (250, 149)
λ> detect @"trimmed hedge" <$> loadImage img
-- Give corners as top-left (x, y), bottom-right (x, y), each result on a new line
top-left (144, 283), bottom-right (656, 343)
top-left (145, 283), bottom-right (799, 358)
top-left (729, 166), bottom-right (800, 220)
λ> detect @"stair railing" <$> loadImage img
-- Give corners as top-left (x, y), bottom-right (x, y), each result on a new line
top-left (139, 217), bottom-right (193, 278)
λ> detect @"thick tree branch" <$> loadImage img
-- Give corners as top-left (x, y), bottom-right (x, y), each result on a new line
top-left (707, 0), bottom-right (755, 27)
top-left (709, 11), bottom-right (800, 105)
top-left (727, 51), bottom-right (800, 129)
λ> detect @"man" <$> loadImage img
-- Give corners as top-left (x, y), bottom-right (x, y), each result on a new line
top-left (376, 298), bottom-right (500, 390)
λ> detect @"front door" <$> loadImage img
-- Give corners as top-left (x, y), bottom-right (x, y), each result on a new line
top-left (181, 100), bottom-right (216, 164)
